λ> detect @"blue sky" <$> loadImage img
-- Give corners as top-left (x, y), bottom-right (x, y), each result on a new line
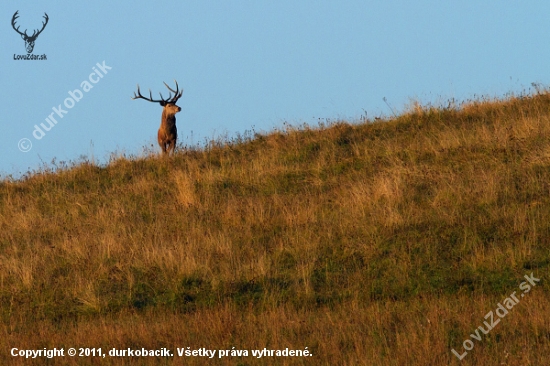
top-left (1, 1), bottom-right (549, 177)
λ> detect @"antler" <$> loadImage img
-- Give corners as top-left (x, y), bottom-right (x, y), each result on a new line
top-left (11, 11), bottom-right (26, 37)
top-left (131, 80), bottom-right (183, 104)
top-left (132, 84), bottom-right (167, 103)
top-left (30, 13), bottom-right (49, 39)
top-left (11, 11), bottom-right (48, 40)
top-left (163, 80), bottom-right (183, 103)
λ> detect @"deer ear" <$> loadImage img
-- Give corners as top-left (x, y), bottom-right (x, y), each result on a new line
top-left (21, 34), bottom-right (26, 40)
top-left (160, 101), bottom-right (166, 106)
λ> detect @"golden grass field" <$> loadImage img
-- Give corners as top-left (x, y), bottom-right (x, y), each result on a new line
top-left (1, 91), bottom-right (549, 365)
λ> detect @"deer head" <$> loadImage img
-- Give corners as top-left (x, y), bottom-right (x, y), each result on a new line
top-left (12, 11), bottom-right (49, 54)
top-left (132, 81), bottom-right (183, 155)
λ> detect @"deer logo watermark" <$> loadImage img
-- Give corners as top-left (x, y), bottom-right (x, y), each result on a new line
top-left (12, 10), bottom-right (48, 60)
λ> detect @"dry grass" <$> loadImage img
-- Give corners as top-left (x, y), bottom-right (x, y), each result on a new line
top-left (1, 91), bottom-right (550, 364)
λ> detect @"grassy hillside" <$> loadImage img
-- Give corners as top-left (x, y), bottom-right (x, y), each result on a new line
top-left (1, 92), bottom-right (550, 365)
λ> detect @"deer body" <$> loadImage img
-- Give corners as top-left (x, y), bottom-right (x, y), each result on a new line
top-left (132, 81), bottom-right (183, 155)
top-left (158, 104), bottom-right (181, 154)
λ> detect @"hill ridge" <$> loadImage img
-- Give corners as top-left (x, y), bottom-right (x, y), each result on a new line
top-left (1, 92), bottom-right (550, 364)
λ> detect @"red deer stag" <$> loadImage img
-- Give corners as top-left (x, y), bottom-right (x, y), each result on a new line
top-left (132, 81), bottom-right (183, 155)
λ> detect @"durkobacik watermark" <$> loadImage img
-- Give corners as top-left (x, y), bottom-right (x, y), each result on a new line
top-left (451, 272), bottom-right (540, 360)
top-left (18, 61), bottom-right (112, 152)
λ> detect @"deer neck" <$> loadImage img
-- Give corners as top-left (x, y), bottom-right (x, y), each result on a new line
top-left (161, 109), bottom-right (177, 128)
